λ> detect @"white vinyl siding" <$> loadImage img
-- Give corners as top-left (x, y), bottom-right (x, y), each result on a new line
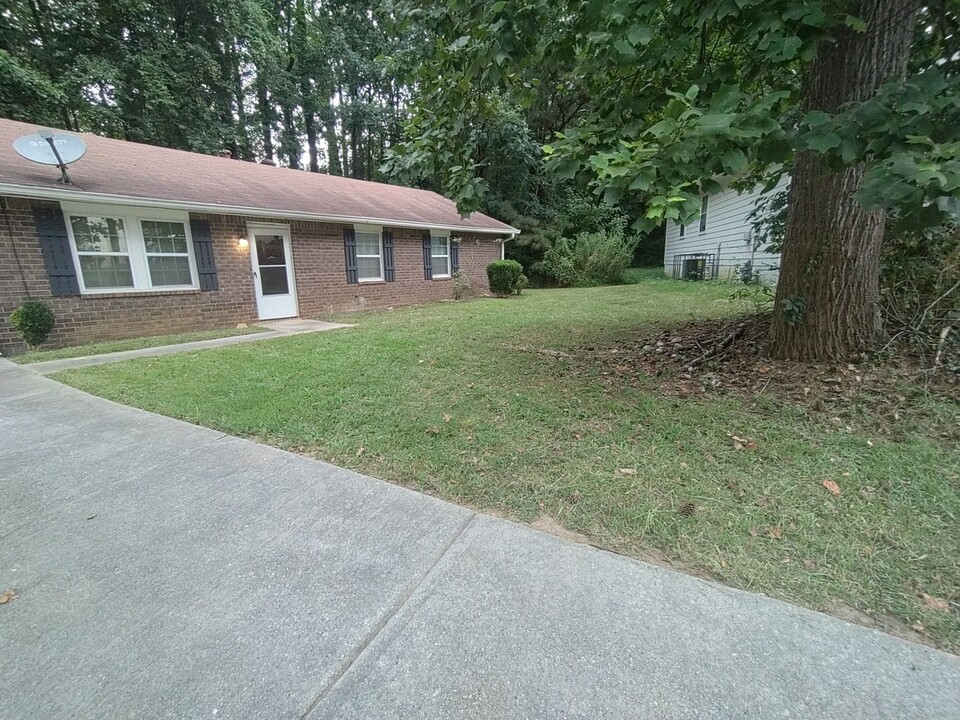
top-left (663, 176), bottom-right (789, 284)
top-left (63, 202), bottom-right (198, 293)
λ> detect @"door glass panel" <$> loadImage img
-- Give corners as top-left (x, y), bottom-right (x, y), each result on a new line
top-left (255, 234), bottom-right (290, 296)
top-left (260, 266), bottom-right (289, 295)
top-left (256, 235), bottom-right (286, 266)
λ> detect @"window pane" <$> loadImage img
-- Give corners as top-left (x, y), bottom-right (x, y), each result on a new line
top-left (433, 256), bottom-right (449, 276)
top-left (148, 255), bottom-right (192, 286)
top-left (142, 220), bottom-right (188, 254)
top-left (431, 236), bottom-right (448, 255)
top-left (72, 216), bottom-right (127, 253)
top-left (260, 266), bottom-right (289, 295)
top-left (355, 232), bottom-right (381, 257)
top-left (79, 255), bottom-right (134, 289)
top-left (357, 256), bottom-right (382, 280)
top-left (699, 196), bottom-right (709, 232)
top-left (256, 235), bottom-right (286, 266)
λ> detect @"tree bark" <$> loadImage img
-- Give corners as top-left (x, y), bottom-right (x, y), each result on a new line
top-left (256, 75), bottom-right (275, 161)
top-left (769, 0), bottom-right (918, 361)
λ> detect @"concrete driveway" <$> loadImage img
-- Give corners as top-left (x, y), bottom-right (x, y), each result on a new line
top-left (1, 360), bottom-right (957, 719)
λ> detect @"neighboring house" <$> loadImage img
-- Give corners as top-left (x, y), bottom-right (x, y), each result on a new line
top-left (663, 176), bottom-right (789, 284)
top-left (0, 118), bottom-right (517, 354)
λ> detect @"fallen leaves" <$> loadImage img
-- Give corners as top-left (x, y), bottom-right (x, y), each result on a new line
top-left (766, 526), bottom-right (783, 540)
top-left (921, 593), bottom-right (950, 611)
top-left (822, 479), bottom-right (841, 496)
top-left (0, 588), bottom-right (16, 605)
top-left (729, 434), bottom-right (757, 451)
top-left (442, 413), bottom-right (452, 423)
top-left (803, 559), bottom-right (817, 572)
top-left (356, 447), bottom-right (365, 457)
top-left (615, 468), bottom-right (637, 477)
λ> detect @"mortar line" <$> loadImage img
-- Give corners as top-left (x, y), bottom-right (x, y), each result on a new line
top-left (298, 511), bottom-right (477, 720)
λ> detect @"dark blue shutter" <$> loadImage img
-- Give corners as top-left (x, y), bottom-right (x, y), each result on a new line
top-left (422, 232), bottom-right (433, 280)
top-left (450, 240), bottom-right (460, 275)
top-left (189, 218), bottom-right (218, 291)
top-left (382, 230), bottom-right (395, 282)
top-left (344, 228), bottom-right (358, 284)
top-left (33, 206), bottom-right (79, 296)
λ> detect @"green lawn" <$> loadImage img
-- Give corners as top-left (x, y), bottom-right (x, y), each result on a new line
top-left (13, 325), bottom-right (268, 364)
top-left (53, 281), bottom-right (960, 651)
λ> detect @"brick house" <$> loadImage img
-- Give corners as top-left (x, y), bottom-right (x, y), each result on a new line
top-left (0, 118), bottom-right (517, 355)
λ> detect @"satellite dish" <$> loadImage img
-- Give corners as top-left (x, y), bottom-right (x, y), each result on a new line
top-left (13, 128), bottom-right (87, 184)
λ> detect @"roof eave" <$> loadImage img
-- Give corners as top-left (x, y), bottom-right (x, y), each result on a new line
top-left (0, 182), bottom-right (521, 236)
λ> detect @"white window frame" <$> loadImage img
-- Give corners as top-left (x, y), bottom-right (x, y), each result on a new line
top-left (62, 202), bottom-right (199, 294)
top-left (353, 223), bottom-right (384, 283)
top-left (430, 230), bottom-right (451, 279)
top-left (698, 196), bottom-right (709, 233)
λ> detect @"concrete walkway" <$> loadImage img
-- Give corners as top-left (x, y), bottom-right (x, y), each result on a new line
top-left (0, 360), bottom-right (957, 719)
top-left (24, 318), bottom-right (351, 375)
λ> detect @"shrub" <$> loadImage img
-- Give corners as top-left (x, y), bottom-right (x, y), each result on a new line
top-left (540, 230), bottom-right (639, 287)
top-left (486, 259), bottom-right (524, 296)
top-left (10, 300), bottom-right (55, 348)
top-left (452, 271), bottom-right (471, 300)
top-left (515, 273), bottom-right (529, 295)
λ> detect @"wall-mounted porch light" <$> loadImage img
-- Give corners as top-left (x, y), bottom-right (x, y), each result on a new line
top-left (237, 237), bottom-right (249, 249)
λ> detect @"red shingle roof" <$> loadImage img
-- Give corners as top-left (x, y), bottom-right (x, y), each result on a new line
top-left (0, 118), bottom-right (517, 234)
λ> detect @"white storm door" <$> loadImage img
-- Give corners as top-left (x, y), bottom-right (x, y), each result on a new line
top-left (249, 227), bottom-right (297, 320)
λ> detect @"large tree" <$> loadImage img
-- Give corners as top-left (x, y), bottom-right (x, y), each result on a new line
top-left (388, 0), bottom-right (960, 360)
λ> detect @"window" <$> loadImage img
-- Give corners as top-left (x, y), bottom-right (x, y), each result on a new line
top-left (431, 235), bottom-right (450, 277)
top-left (142, 220), bottom-right (192, 286)
top-left (64, 204), bottom-right (197, 293)
top-left (355, 229), bottom-right (383, 282)
top-left (699, 195), bottom-right (709, 233)
top-left (678, 223), bottom-right (685, 238)
top-left (71, 215), bottom-right (134, 289)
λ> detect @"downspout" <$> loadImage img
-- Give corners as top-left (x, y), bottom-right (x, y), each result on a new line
top-left (501, 232), bottom-right (516, 260)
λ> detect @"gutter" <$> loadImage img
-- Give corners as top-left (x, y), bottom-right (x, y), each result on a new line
top-left (0, 182), bottom-right (520, 237)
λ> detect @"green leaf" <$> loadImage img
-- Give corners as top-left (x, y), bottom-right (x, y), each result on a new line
top-left (844, 14), bottom-right (867, 32)
top-left (805, 133), bottom-right (842, 153)
top-left (627, 26), bottom-right (653, 46)
top-left (721, 148), bottom-right (748, 173)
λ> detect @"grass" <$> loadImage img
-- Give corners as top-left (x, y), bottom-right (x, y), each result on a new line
top-left (12, 325), bottom-right (268, 364)
top-left (53, 281), bottom-right (960, 651)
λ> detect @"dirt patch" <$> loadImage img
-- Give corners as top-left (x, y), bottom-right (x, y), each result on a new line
top-left (574, 313), bottom-right (959, 441)
top-left (531, 515), bottom-right (594, 545)
top-left (822, 600), bottom-right (939, 650)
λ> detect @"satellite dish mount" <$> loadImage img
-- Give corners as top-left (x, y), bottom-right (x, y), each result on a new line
top-left (40, 128), bottom-right (71, 183)
top-left (12, 127), bottom-right (87, 185)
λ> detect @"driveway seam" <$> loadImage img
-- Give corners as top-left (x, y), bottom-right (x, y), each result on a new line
top-left (297, 511), bottom-right (477, 720)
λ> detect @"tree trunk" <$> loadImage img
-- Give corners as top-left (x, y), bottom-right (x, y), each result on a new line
top-left (256, 76), bottom-right (274, 161)
top-left (769, 0), bottom-right (917, 361)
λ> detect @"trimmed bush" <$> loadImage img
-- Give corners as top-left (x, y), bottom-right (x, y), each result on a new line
top-left (10, 300), bottom-right (56, 348)
top-left (486, 259), bottom-right (524, 296)
top-left (540, 230), bottom-right (639, 287)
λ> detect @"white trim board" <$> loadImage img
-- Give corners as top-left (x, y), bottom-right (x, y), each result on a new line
top-left (0, 182), bottom-right (521, 236)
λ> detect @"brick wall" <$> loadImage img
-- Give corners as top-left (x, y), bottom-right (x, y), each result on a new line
top-left (0, 197), bottom-right (504, 354)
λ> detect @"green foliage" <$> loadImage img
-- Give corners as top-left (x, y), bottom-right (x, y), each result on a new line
top-left (541, 230), bottom-right (639, 287)
top-left (486, 259), bottom-right (524, 296)
top-left (392, 0), bottom-right (959, 235)
top-left (880, 221), bottom-right (960, 368)
top-left (515, 273), bottom-right (529, 295)
top-left (779, 295), bottom-right (806, 327)
top-left (10, 300), bottom-right (55, 348)
top-left (451, 271), bottom-right (472, 301)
